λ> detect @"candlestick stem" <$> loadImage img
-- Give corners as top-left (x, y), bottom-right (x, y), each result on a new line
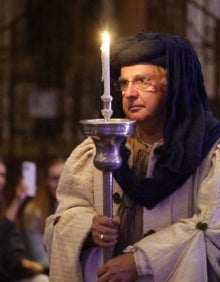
top-left (103, 171), bottom-right (113, 261)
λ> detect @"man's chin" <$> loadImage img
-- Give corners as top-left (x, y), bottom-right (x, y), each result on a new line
top-left (127, 114), bottom-right (145, 122)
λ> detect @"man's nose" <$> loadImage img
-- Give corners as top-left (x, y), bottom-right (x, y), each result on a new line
top-left (123, 81), bottom-right (138, 97)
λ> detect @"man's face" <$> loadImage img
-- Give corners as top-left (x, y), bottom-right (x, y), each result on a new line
top-left (119, 63), bottom-right (167, 123)
top-left (0, 163), bottom-right (6, 192)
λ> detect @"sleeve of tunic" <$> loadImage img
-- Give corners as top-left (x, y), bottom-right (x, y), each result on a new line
top-left (43, 137), bottom-right (102, 282)
top-left (133, 143), bottom-right (220, 281)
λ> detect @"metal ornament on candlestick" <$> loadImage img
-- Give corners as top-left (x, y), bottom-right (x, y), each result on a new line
top-left (80, 110), bottom-right (135, 262)
top-left (79, 32), bottom-right (136, 262)
top-left (80, 119), bottom-right (135, 262)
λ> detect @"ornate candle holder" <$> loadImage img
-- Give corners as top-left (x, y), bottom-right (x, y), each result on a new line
top-left (79, 118), bottom-right (135, 262)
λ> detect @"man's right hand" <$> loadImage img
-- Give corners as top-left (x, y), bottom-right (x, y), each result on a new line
top-left (91, 215), bottom-right (120, 247)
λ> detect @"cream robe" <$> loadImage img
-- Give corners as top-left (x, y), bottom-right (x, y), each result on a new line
top-left (44, 137), bottom-right (220, 282)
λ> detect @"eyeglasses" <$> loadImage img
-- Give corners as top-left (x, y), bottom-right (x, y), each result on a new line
top-left (115, 75), bottom-right (163, 92)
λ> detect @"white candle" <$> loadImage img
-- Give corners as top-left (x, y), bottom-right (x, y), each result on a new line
top-left (101, 32), bottom-right (110, 99)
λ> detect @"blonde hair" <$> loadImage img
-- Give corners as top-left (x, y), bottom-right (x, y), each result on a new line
top-left (24, 156), bottom-right (65, 233)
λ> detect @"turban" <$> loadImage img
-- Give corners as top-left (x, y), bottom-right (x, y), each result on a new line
top-left (110, 31), bottom-right (167, 78)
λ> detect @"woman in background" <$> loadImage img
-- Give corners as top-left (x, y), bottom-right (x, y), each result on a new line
top-left (0, 158), bottom-right (49, 282)
top-left (22, 156), bottom-right (65, 272)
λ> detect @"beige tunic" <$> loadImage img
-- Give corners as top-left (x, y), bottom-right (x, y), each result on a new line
top-left (44, 137), bottom-right (220, 282)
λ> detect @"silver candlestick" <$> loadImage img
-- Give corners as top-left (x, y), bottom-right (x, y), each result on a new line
top-left (79, 118), bottom-right (135, 262)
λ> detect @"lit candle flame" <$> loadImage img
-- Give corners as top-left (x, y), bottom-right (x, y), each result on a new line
top-left (102, 32), bottom-right (110, 43)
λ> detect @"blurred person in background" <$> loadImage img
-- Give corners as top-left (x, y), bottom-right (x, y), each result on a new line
top-left (22, 156), bottom-right (65, 272)
top-left (0, 158), bottom-right (49, 282)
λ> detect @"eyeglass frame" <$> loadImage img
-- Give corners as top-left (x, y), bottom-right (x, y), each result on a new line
top-left (114, 74), bottom-right (164, 93)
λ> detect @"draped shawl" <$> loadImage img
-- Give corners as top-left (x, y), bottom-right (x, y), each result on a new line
top-left (111, 31), bottom-right (220, 209)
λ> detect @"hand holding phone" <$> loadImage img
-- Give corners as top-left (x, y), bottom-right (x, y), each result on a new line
top-left (22, 161), bottom-right (37, 197)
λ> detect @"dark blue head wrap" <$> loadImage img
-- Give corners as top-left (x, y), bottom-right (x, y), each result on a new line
top-left (111, 31), bottom-right (220, 209)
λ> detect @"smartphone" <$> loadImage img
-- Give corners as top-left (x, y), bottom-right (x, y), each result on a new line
top-left (22, 161), bottom-right (37, 197)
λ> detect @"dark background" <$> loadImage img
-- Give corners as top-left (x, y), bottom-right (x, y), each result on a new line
top-left (0, 0), bottom-right (219, 164)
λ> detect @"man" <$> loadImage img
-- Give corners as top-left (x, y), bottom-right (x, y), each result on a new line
top-left (44, 31), bottom-right (220, 281)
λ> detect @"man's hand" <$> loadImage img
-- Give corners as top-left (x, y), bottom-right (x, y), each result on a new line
top-left (5, 180), bottom-right (28, 221)
top-left (97, 253), bottom-right (138, 282)
top-left (91, 215), bottom-right (120, 248)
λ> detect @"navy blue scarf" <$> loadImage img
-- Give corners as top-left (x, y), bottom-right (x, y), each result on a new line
top-left (112, 32), bottom-right (220, 209)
